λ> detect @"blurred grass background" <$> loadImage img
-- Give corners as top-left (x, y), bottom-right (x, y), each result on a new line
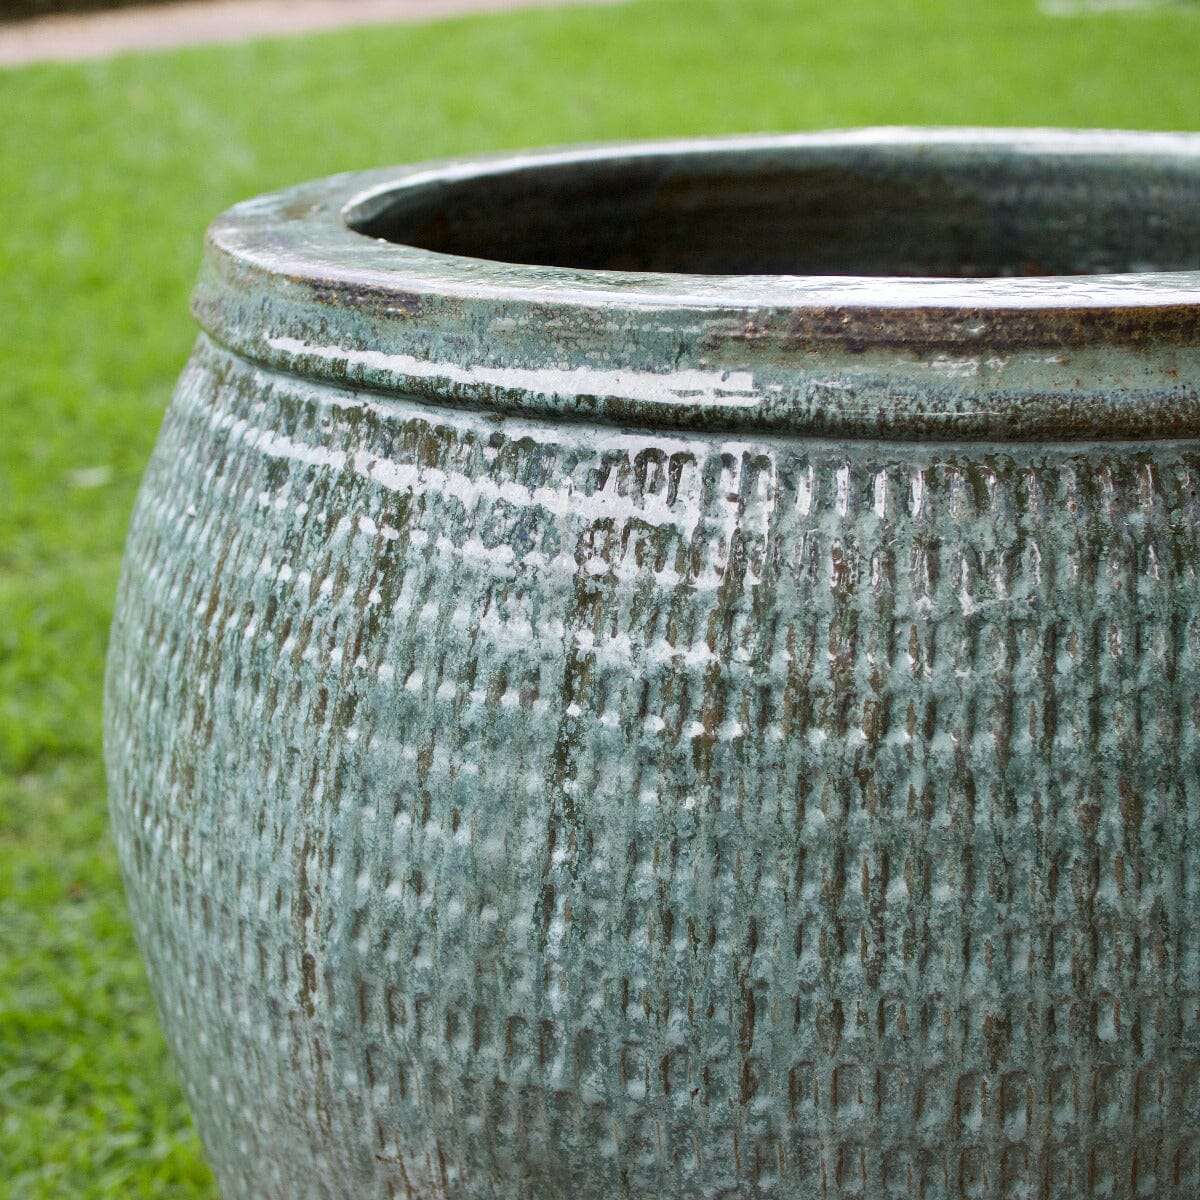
top-left (1, 0), bottom-right (1199, 1193)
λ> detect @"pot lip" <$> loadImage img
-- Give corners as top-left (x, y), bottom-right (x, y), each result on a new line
top-left (193, 127), bottom-right (1200, 441)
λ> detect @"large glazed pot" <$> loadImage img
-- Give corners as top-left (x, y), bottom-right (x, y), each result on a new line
top-left (106, 130), bottom-right (1200, 1200)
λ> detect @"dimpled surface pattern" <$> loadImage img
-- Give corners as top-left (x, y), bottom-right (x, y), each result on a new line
top-left (106, 332), bottom-right (1200, 1200)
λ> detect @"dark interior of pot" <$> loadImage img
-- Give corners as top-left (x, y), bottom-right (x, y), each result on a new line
top-left (346, 147), bottom-right (1200, 278)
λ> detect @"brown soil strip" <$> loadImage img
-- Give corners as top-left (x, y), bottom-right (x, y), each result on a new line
top-left (0, 0), bottom-right (626, 66)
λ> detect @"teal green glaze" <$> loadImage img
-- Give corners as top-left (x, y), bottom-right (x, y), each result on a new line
top-left (106, 131), bottom-right (1200, 1199)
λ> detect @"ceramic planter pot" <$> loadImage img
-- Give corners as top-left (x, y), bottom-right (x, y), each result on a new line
top-left (106, 130), bottom-right (1200, 1200)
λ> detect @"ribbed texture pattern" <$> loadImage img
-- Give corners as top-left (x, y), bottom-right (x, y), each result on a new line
top-left (106, 336), bottom-right (1200, 1199)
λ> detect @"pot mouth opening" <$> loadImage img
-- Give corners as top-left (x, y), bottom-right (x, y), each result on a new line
top-left (344, 141), bottom-right (1200, 280)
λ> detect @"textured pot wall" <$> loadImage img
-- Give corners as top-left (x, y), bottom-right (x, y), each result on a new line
top-left (106, 334), bottom-right (1200, 1200)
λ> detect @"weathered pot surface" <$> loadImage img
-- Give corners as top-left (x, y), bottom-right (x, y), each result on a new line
top-left (106, 129), bottom-right (1200, 1199)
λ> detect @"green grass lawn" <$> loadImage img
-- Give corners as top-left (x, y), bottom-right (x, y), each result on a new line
top-left (1, 0), bottom-right (1199, 1193)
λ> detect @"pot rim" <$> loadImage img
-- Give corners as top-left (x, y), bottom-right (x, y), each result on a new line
top-left (193, 128), bottom-right (1200, 441)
